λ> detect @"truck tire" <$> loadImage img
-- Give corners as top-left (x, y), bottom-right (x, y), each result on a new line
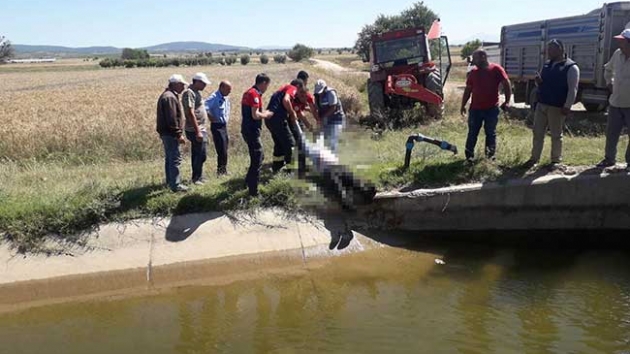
top-left (583, 103), bottom-right (607, 113)
top-left (368, 80), bottom-right (386, 116)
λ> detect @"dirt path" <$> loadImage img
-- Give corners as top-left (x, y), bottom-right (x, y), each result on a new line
top-left (310, 58), bottom-right (351, 73)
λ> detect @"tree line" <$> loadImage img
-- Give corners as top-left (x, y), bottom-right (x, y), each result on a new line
top-left (99, 43), bottom-right (317, 69)
top-left (99, 54), bottom-right (291, 68)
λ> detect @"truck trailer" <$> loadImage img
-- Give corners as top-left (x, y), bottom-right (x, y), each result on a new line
top-left (501, 2), bottom-right (630, 112)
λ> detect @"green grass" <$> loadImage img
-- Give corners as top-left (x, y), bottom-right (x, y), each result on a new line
top-left (0, 114), bottom-right (619, 253)
top-left (0, 155), bottom-right (310, 253)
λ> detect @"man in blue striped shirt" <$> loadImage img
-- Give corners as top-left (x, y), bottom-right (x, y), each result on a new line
top-left (205, 81), bottom-right (232, 176)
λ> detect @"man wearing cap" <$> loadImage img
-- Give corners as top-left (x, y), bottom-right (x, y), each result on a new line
top-left (241, 74), bottom-right (274, 197)
top-left (314, 79), bottom-right (345, 154)
top-left (265, 79), bottom-right (306, 173)
top-left (598, 29), bottom-right (630, 171)
top-left (183, 72), bottom-right (211, 185)
top-left (526, 39), bottom-right (580, 170)
top-left (156, 74), bottom-right (189, 193)
top-left (460, 49), bottom-right (512, 163)
top-left (205, 81), bottom-right (232, 176)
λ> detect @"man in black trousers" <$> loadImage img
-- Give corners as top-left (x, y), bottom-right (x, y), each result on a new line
top-left (205, 81), bottom-right (232, 176)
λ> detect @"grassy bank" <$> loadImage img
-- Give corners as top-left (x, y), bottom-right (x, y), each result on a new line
top-left (0, 58), bottom-right (622, 252)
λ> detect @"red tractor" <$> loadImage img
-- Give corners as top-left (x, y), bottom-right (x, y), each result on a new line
top-left (367, 21), bottom-right (451, 118)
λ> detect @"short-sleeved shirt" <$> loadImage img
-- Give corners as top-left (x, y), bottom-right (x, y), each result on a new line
top-left (182, 88), bottom-right (208, 132)
top-left (241, 86), bottom-right (263, 134)
top-left (316, 89), bottom-right (345, 124)
top-left (205, 90), bottom-right (231, 125)
top-left (267, 84), bottom-right (298, 120)
top-left (466, 63), bottom-right (509, 110)
top-left (293, 93), bottom-right (315, 113)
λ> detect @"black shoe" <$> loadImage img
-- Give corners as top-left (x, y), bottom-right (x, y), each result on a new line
top-left (172, 185), bottom-right (189, 193)
top-left (523, 159), bottom-right (539, 169)
top-left (596, 159), bottom-right (616, 169)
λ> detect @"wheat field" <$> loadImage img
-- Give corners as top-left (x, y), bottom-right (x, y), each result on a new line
top-left (0, 62), bottom-right (363, 163)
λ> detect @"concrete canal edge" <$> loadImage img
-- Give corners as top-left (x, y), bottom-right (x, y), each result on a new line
top-left (359, 171), bottom-right (630, 233)
top-left (0, 210), bottom-right (385, 313)
top-left (2, 171), bottom-right (629, 311)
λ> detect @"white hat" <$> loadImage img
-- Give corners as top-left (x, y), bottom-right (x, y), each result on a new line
top-left (614, 29), bottom-right (630, 40)
top-left (314, 79), bottom-right (327, 94)
top-left (192, 72), bottom-right (211, 85)
top-left (168, 74), bottom-right (189, 85)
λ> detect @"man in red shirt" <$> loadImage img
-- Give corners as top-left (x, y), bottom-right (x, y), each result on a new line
top-left (460, 49), bottom-right (512, 162)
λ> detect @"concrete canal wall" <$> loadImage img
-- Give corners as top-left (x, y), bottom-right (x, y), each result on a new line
top-left (360, 172), bottom-right (630, 232)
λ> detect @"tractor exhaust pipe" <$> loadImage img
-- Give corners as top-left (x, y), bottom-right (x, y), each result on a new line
top-left (404, 134), bottom-right (458, 171)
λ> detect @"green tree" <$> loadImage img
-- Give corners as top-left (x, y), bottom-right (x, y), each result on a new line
top-left (0, 36), bottom-right (14, 62)
top-left (273, 54), bottom-right (287, 64)
top-left (287, 44), bottom-right (314, 62)
top-left (354, 2), bottom-right (438, 62)
top-left (260, 54), bottom-right (269, 64)
top-left (121, 48), bottom-right (149, 60)
top-left (460, 39), bottom-right (482, 60)
top-left (240, 54), bottom-right (251, 65)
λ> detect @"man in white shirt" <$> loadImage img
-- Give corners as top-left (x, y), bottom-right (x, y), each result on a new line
top-left (599, 29), bottom-right (630, 171)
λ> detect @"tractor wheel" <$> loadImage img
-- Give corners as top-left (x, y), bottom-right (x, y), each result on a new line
top-left (583, 103), bottom-right (607, 113)
top-left (368, 80), bottom-right (386, 117)
top-left (425, 72), bottom-right (444, 119)
top-left (425, 71), bottom-right (443, 97)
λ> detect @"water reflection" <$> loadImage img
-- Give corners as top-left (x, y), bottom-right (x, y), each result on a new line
top-left (2, 246), bottom-right (630, 354)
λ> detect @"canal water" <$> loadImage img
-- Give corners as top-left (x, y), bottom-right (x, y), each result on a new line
top-left (1, 243), bottom-right (629, 354)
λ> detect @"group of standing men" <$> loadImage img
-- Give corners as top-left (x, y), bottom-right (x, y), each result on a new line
top-left (156, 73), bottom-right (233, 192)
top-left (461, 29), bottom-right (630, 172)
top-left (156, 70), bottom-right (346, 196)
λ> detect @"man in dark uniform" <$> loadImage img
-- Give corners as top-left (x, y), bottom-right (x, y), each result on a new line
top-left (265, 79), bottom-right (306, 173)
top-left (241, 74), bottom-right (273, 197)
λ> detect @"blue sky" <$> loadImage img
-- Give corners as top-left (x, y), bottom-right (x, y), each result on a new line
top-left (1, 0), bottom-right (607, 47)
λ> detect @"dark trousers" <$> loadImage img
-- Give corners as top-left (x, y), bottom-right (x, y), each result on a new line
top-left (289, 122), bottom-right (306, 176)
top-left (211, 123), bottom-right (229, 174)
top-left (465, 107), bottom-right (500, 159)
top-left (185, 130), bottom-right (208, 182)
top-left (242, 130), bottom-right (264, 196)
top-left (161, 135), bottom-right (183, 191)
top-left (265, 118), bottom-right (295, 172)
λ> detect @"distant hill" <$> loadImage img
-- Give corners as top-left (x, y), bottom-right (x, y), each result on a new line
top-left (13, 41), bottom-right (251, 57)
top-left (13, 45), bottom-right (121, 56)
top-left (256, 45), bottom-right (291, 51)
top-left (142, 41), bottom-right (247, 53)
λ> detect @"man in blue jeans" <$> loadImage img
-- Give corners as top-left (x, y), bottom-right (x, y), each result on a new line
top-left (156, 74), bottom-right (189, 193)
top-left (460, 50), bottom-right (512, 163)
top-left (183, 73), bottom-right (211, 185)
